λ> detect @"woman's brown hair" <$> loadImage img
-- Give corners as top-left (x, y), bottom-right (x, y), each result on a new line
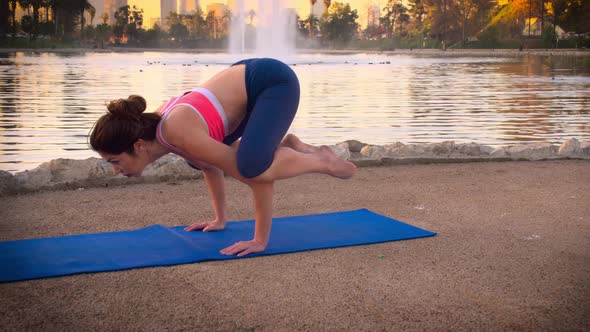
top-left (89, 95), bottom-right (160, 154)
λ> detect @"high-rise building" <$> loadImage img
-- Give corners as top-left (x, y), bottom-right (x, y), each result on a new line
top-left (177, 0), bottom-right (199, 14)
top-left (367, 4), bottom-right (380, 28)
top-left (161, 0), bottom-right (176, 25)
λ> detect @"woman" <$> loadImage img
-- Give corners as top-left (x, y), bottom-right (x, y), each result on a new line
top-left (89, 58), bottom-right (356, 257)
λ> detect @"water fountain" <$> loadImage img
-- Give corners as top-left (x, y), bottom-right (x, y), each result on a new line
top-left (229, 0), bottom-right (298, 57)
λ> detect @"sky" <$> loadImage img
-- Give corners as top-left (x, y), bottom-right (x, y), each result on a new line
top-left (127, 0), bottom-right (388, 28)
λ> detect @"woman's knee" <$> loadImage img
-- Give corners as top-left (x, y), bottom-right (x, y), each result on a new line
top-left (236, 150), bottom-right (273, 179)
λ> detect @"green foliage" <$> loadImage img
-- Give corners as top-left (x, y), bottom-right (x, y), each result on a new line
top-left (542, 26), bottom-right (556, 48)
top-left (20, 15), bottom-right (35, 36)
top-left (169, 23), bottom-right (189, 42)
top-left (2, 0), bottom-right (588, 50)
top-left (478, 25), bottom-right (500, 48)
top-left (319, 1), bottom-right (359, 47)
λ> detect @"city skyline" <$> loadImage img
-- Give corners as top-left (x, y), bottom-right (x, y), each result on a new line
top-left (125, 0), bottom-right (386, 28)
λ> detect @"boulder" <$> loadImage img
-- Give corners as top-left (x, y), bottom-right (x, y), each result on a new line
top-left (427, 141), bottom-right (455, 157)
top-left (343, 140), bottom-right (367, 153)
top-left (506, 143), bottom-right (557, 160)
top-left (454, 142), bottom-right (493, 157)
top-left (491, 147), bottom-right (509, 158)
top-left (143, 157), bottom-right (200, 178)
top-left (0, 170), bottom-right (17, 195)
top-left (44, 158), bottom-right (112, 182)
top-left (328, 142), bottom-right (352, 160)
top-left (15, 166), bottom-right (52, 191)
top-left (360, 145), bottom-right (387, 159)
top-left (558, 138), bottom-right (581, 157)
top-left (385, 142), bottom-right (426, 158)
top-left (580, 141), bottom-right (590, 157)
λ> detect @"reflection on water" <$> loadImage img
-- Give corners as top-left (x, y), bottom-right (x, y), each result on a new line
top-left (0, 52), bottom-right (589, 172)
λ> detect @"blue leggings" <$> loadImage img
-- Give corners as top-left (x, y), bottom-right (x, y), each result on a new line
top-left (222, 58), bottom-right (300, 178)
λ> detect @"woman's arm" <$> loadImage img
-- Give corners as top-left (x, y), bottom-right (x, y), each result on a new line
top-left (220, 181), bottom-right (274, 256)
top-left (184, 163), bottom-right (228, 232)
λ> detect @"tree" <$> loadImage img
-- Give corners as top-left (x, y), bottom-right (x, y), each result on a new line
top-left (206, 10), bottom-right (218, 39)
top-left (247, 9), bottom-right (256, 25)
top-left (95, 22), bottom-right (111, 47)
top-left (186, 8), bottom-right (208, 39)
top-left (303, 14), bottom-right (320, 38)
top-left (169, 22), bottom-right (189, 42)
top-left (88, 6), bottom-right (95, 26)
top-left (20, 15), bottom-right (35, 36)
top-left (79, 0), bottom-right (95, 38)
top-left (558, 0), bottom-right (589, 34)
top-left (319, 1), bottom-right (358, 47)
top-left (113, 5), bottom-right (143, 42)
top-left (425, 0), bottom-right (461, 48)
top-left (1, 0), bottom-right (9, 36)
top-left (408, 0), bottom-right (427, 25)
top-left (383, 1), bottom-right (410, 35)
top-left (100, 12), bottom-right (108, 24)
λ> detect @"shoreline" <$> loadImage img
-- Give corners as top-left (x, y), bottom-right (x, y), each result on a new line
top-left (1, 138), bottom-right (588, 196)
top-left (1, 47), bottom-right (590, 57)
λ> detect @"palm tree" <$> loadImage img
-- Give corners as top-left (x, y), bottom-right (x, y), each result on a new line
top-left (247, 9), bottom-right (255, 25)
top-left (305, 14), bottom-right (319, 38)
top-left (9, 0), bottom-right (18, 35)
top-left (308, 0), bottom-right (317, 38)
top-left (88, 6), bottom-right (96, 26)
top-left (100, 12), bottom-right (108, 24)
top-left (221, 8), bottom-right (232, 36)
top-left (78, 0), bottom-right (95, 38)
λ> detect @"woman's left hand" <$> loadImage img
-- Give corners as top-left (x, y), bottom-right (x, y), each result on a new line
top-left (220, 240), bottom-right (267, 257)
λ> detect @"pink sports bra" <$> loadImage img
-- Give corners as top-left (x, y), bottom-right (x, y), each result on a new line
top-left (156, 87), bottom-right (228, 154)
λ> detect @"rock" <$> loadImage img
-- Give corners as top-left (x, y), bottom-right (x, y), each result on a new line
top-left (360, 145), bottom-right (387, 159)
top-left (428, 141), bottom-right (455, 156)
top-left (327, 142), bottom-right (351, 160)
top-left (45, 158), bottom-right (112, 182)
top-left (580, 141), bottom-right (590, 157)
top-left (143, 157), bottom-right (200, 178)
top-left (491, 147), bottom-right (509, 158)
top-left (0, 170), bottom-right (17, 195)
top-left (397, 143), bottom-right (428, 158)
top-left (506, 143), bottom-right (557, 160)
top-left (15, 166), bottom-right (52, 191)
top-left (385, 142), bottom-right (424, 158)
top-left (454, 142), bottom-right (493, 157)
top-left (343, 140), bottom-right (367, 153)
top-left (558, 138), bottom-right (581, 157)
top-left (145, 153), bottom-right (179, 168)
top-left (480, 145), bottom-right (495, 155)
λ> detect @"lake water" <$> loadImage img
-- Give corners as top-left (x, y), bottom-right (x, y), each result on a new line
top-left (0, 51), bottom-right (589, 173)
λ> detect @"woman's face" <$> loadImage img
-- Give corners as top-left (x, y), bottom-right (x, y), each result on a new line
top-left (99, 151), bottom-right (147, 177)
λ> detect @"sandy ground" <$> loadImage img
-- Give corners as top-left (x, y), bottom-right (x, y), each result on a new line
top-left (1, 160), bottom-right (589, 331)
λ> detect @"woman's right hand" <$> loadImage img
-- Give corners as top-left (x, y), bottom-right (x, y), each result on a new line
top-left (184, 220), bottom-right (226, 232)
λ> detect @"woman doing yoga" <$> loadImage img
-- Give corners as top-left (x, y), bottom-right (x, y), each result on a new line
top-left (89, 58), bottom-right (356, 257)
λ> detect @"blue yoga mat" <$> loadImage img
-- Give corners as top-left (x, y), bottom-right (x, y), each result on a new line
top-left (0, 209), bottom-right (436, 282)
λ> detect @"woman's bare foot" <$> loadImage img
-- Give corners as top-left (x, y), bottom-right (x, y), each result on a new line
top-left (281, 134), bottom-right (321, 154)
top-left (319, 145), bottom-right (356, 179)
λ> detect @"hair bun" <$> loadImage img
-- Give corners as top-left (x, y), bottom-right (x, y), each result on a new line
top-left (107, 95), bottom-right (147, 118)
